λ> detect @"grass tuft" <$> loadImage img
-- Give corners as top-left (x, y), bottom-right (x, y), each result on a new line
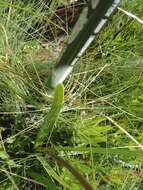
top-left (0, 0), bottom-right (143, 189)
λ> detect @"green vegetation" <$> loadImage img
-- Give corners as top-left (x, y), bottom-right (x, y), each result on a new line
top-left (0, 0), bottom-right (143, 189)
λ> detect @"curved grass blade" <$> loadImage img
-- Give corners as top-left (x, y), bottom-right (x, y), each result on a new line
top-left (37, 156), bottom-right (70, 189)
top-left (54, 146), bottom-right (143, 158)
top-left (28, 171), bottom-right (59, 190)
top-left (46, 152), bottom-right (95, 190)
top-left (35, 84), bottom-right (64, 147)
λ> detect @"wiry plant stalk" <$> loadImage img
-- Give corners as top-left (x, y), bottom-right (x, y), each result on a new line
top-left (45, 152), bottom-right (94, 190)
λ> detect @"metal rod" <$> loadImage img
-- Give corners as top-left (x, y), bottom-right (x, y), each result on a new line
top-left (49, 0), bottom-right (121, 88)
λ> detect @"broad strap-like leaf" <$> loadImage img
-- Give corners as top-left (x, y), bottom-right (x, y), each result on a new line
top-left (35, 84), bottom-right (64, 147)
top-left (54, 146), bottom-right (143, 158)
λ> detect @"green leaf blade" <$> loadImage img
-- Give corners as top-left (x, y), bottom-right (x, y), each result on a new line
top-left (37, 156), bottom-right (70, 189)
top-left (35, 84), bottom-right (64, 147)
top-left (28, 171), bottom-right (59, 190)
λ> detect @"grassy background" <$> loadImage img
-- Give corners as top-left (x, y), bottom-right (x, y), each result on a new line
top-left (0, 0), bottom-right (143, 189)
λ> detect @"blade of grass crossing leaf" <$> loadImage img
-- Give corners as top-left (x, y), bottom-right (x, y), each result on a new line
top-left (35, 84), bottom-right (64, 147)
top-left (39, 146), bottom-right (143, 158)
top-left (46, 152), bottom-right (95, 190)
top-left (28, 171), bottom-right (58, 190)
top-left (37, 156), bottom-right (70, 189)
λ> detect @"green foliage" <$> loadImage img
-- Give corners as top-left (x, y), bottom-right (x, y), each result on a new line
top-left (28, 170), bottom-right (59, 190)
top-left (0, 0), bottom-right (143, 189)
top-left (35, 84), bottom-right (64, 147)
top-left (74, 116), bottom-right (112, 145)
top-left (37, 156), bottom-right (70, 189)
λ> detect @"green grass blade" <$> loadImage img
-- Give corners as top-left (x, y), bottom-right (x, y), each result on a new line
top-left (35, 84), bottom-right (64, 147)
top-left (28, 171), bottom-right (59, 190)
top-left (40, 146), bottom-right (143, 158)
top-left (37, 156), bottom-right (70, 189)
